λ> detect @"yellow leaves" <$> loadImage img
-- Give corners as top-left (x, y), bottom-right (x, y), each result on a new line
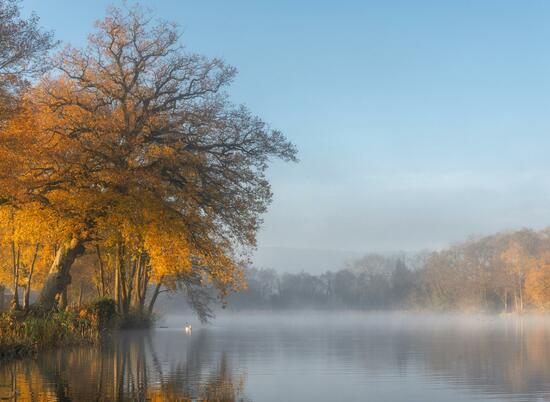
top-left (88, 191), bottom-right (245, 295)
top-left (146, 143), bottom-right (174, 158)
top-left (0, 4), bottom-right (291, 310)
top-left (524, 252), bottom-right (550, 310)
top-left (0, 204), bottom-right (61, 288)
top-left (0, 103), bottom-right (40, 199)
top-left (144, 228), bottom-right (192, 280)
top-left (0, 204), bottom-right (56, 245)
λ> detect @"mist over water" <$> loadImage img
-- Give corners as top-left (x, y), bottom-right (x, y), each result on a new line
top-left (3, 312), bottom-right (550, 401)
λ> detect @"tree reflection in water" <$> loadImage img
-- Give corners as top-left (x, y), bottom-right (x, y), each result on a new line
top-left (0, 330), bottom-right (249, 401)
top-left (5, 315), bottom-right (550, 401)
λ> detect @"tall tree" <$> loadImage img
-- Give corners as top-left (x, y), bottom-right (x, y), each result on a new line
top-left (1, 5), bottom-right (296, 310)
top-left (0, 0), bottom-right (55, 305)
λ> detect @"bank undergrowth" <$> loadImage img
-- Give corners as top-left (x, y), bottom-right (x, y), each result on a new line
top-left (0, 299), bottom-right (117, 360)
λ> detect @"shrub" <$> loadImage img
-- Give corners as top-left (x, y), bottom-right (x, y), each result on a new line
top-left (0, 299), bottom-right (118, 361)
top-left (83, 298), bottom-right (117, 332)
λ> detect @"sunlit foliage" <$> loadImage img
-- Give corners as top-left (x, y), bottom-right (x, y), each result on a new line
top-left (0, 3), bottom-right (296, 317)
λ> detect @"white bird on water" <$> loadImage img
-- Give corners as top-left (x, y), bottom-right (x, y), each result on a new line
top-left (184, 323), bottom-right (192, 334)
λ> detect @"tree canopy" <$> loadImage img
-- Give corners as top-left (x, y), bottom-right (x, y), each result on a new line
top-left (0, 0), bottom-right (56, 122)
top-left (0, 4), bottom-right (297, 316)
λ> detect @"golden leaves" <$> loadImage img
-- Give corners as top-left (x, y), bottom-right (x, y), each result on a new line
top-left (0, 4), bottom-right (294, 309)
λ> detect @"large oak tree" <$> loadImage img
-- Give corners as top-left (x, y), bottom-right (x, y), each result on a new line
top-left (1, 5), bottom-right (296, 310)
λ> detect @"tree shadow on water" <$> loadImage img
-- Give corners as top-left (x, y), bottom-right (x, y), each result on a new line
top-left (0, 330), bottom-right (249, 401)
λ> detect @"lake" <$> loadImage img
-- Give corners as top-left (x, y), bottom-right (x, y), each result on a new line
top-left (2, 312), bottom-right (550, 401)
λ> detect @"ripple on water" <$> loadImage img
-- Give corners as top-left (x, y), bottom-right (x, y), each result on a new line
top-left (2, 313), bottom-right (550, 401)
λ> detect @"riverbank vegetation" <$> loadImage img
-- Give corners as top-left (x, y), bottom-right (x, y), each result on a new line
top-left (0, 0), bottom-right (296, 356)
top-left (0, 298), bottom-right (116, 360)
top-left (230, 228), bottom-right (550, 314)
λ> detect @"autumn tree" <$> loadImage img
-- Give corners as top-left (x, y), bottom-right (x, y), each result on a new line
top-left (501, 241), bottom-right (530, 313)
top-left (524, 252), bottom-right (550, 309)
top-left (0, 203), bottom-right (61, 310)
top-left (0, 0), bottom-right (55, 308)
top-left (0, 4), bottom-right (296, 312)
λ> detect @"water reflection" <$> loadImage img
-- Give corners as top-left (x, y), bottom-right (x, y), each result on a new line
top-left (0, 330), bottom-right (249, 401)
top-left (3, 314), bottom-right (550, 401)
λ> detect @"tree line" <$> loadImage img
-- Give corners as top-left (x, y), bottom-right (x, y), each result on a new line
top-left (0, 1), bottom-right (296, 322)
top-left (229, 228), bottom-right (550, 313)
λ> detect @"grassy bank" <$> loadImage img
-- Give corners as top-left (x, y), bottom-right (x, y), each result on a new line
top-left (0, 299), bottom-right (117, 360)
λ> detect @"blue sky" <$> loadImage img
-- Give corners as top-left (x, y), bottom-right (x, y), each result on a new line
top-left (21, 0), bottom-right (550, 271)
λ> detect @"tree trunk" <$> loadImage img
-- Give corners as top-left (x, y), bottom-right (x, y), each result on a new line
top-left (95, 245), bottom-right (106, 298)
top-left (114, 244), bottom-right (122, 314)
top-left (519, 285), bottom-right (523, 314)
top-left (117, 246), bottom-right (131, 319)
top-left (147, 280), bottom-right (163, 316)
top-left (114, 263), bottom-right (121, 313)
top-left (36, 238), bottom-right (85, 310)
top-left (23, 243), bottom-right (40, 311)
top-left (139, 262), bottom-right (149, 313)
top-left (59, 288), bottom-right (68, 310)
top-left (11, 242), bottom-right (20, 310)
top-left (0, 286), bottom-right (5, 311)
top-left (23, 285), bottom-right (31, 311)
top-left (518, 270), bottom-right (524, 314)
top-left (122, 256), bottom-right (135, 317)
top-left (504, 289), bottom-right (508, 313)
top-left (132, 254), bottom-right (142, 311)
top-left (78, 282), bottom-right (84, 309)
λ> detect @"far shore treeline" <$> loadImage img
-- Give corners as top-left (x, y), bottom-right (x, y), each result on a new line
top-left (0, 0), bottom-right (297, 326)
top-left (229, 228), bottom-right (550, 313)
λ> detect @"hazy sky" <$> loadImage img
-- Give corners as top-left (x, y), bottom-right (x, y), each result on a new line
top-left (21, 0), bottom-right (550, 271)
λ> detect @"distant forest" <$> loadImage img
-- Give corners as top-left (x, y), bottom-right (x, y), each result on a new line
top-left (228, 228), bottom-right (550, 313)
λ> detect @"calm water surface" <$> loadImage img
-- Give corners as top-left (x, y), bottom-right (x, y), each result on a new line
top-left (2, 313), bottom-right (550, 401)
